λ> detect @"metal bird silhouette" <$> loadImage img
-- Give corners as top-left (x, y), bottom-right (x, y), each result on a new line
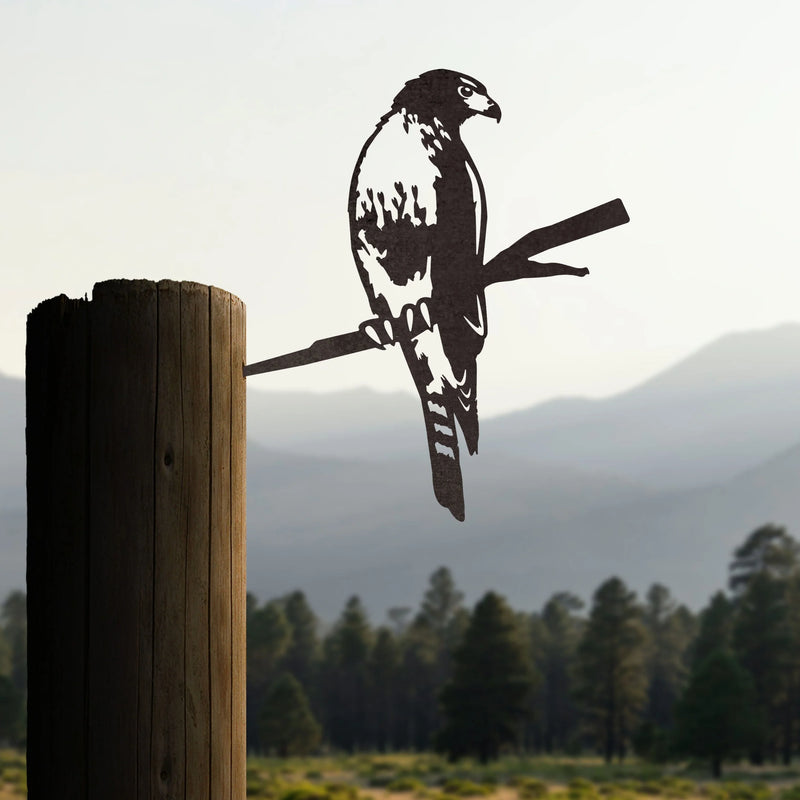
top-left (348, 69), bottom-right (501, 520)
top-left (244, 69), bottom-right (630, 521)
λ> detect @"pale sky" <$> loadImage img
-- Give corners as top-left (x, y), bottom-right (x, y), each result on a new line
top-left (2, 0), bottom-right (798, 415)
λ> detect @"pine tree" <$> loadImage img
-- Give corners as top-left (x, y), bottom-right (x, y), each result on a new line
top-left (733, 571), bottom-right (791, 763)
top-left (575, 577), bottom-right (647, 763)
top-left (280, 590), bottom-right (319, 693)
top-left (642, 586), bottom-right (690, 726)
top-left (369, 626), bottom-right (401, 751)
top-left (0, 674), bottom-right (23, 747)
top-left (437, 591), bottom-right (536, 763)
top-left (690, 591), bottom-right (733, 668)
top-left (418, 566), bottom-right (465, 684)
top-left (674, 649), bottom-right (760, 777)
top-left (259, 673), bottom-right (321, 757)
top-left (397, 615), bottom-right (439, 750)
top-left (419, 566), bottom-right (465, 641)
top-left (729, 524), bottom-right (798, 596)
top-left (322, 595), bottom-right (373, 751)
top-left (534, 592), bottom-right (584, 753)
top-left (247, 599), bottom-right (292, 752)
top-left (0, 591), bottom-right (26, 695)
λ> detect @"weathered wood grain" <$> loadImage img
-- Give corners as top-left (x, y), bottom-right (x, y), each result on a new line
top-left (27, 280), bottom-right (246, 799)
top-left (88, 279), bottom-right (157, 797)
top-left (183, 282), bottom-right (214, 800)
top-left (230, 294), bottom-right (247, 797)
top-left (210, 286), bottom-right (233, 800)
top-left (152, 280), bottom-right (187, 798)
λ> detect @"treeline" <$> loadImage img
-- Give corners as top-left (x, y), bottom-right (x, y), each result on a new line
top-left (246, 524), bottom-right (800, 774)
top-left (0, 590), bottom-right (25, 747)
top-left (2, 522), bottom-right (800, 775)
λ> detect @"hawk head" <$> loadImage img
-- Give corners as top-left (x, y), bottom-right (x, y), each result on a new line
top-left (392, 69), bottom-right (501, 128)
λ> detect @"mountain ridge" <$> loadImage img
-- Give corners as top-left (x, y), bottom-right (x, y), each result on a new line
top-left (3, 322), bottom-right (800, 616)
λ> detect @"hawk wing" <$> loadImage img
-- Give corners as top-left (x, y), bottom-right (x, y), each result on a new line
top-left (349, 111), bottom-right (440, 320)
top-left (348, 110), bottom-right (487, 519)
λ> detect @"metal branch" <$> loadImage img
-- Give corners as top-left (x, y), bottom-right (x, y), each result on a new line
top-left (244, 198), bottom-right (629, 377)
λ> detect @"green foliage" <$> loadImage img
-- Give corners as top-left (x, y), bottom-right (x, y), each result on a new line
top-left (641, 584), bottom-right (693, 732)
top-left (437, 591), bottom-right (536, 763)
top-left (0, 626), bottom-right (11, 678)
top-left (281, 590), bottom-right (320, 691)
top-left (690, 592), bottom-right (734, 669)
top-left (674, 649), bottom-right (760, 776)
top-left (532, 593), bottom-right (584, 754)
top-left (701, 783), bottom-right (773, 800)
top-left (322, 596), bottom-right (373, 752)
top-left (370, 626), bottom-right (401, 752)
top-left (567, 777), bottom-right (598, 799)
top-left (729, 524), bottom-right (798, 596)
top-left (386, 777), bottom-right (427, 792)
top-left (259, 673), bottom-right (322, 757)
top-left (249, 598), bottom-right (294, 752)
top-left (509, 777), bottom-right (549, 799)
top-left (631, 721), bottom-right (671, 764)
top-left (441, 778), bottom-right (493, 796)
top-left (574, 577), bottom-right (647, 763)
top-left (0, 591), bottom-right (26, 695)
top-left (732, 571), bottom-right (791, 762)
top-left (323, 781), bottom-right (360, 800)
top-left (280, 783), bottom-right (331, 800)
top-left (419, 567), bottom-right (465, 639)
top-left (0, 676), bottom-right (23, 746)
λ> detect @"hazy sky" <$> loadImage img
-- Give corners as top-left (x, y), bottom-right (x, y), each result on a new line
top-left (2, 0), bottom-right (798, 415)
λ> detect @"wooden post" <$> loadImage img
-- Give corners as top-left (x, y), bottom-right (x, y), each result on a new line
top-left (26, 280), bottom-right (246, 799)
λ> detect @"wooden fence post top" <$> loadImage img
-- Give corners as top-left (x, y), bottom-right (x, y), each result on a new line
top-left (27, 278), bottom-right (247, 799)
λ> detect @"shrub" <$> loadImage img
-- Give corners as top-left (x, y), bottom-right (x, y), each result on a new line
top-left (638, 782), bottom-right (662, 796)
top-left (512, 777), bottom-right (549, 799)
top-left (325, 782), bottom-right (360, 800)
top-left (567, 778), bottom-right (597, 799)
top-left (369, 774), bottom-right (398, 788)
top-left (387, 778), bottom-right (427, 793)
top-left (442, 779), bottom-right (494, 797)
top-left (280, 782), bottom-right (331, 800)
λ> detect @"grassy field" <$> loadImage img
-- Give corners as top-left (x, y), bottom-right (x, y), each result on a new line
top-left (0, 751), bottom-right (26, 799)
top-left (5, 750), bottom-right (800, 799)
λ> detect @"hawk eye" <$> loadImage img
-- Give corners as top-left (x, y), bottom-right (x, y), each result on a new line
top-left (458, 85), bottom-right (474, 99)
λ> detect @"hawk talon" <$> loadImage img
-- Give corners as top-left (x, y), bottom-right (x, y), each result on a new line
top-left (419, 299), bottom-right (432, 330)
top-left (399, 299), bottom-right (434, 337)
top-left (361, 322), bottom-right (386, 349)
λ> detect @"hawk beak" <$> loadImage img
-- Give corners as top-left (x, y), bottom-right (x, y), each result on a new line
top-left (484, 98), bottom-right (501, 122)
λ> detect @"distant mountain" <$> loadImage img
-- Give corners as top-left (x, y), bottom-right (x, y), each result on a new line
top-left (248, 324), bottom-right (800, 491)
top-left (3, 322), bottom-right (800, 618)
top-left (244, 441), bottom-right (653, 615)
top-left (243, 439), bottom-right (800, 618)
top-left (0, 374), bottom-right (25, 507)
top-left (0, 375), bottom-right (26, 598)
top-left (246, 387), bottom-right (419, 453)
top-left (482, 324), bottom-right (800, 489)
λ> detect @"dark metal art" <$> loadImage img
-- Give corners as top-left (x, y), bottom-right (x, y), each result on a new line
top-left (246, 69), bottom-right (629, 520)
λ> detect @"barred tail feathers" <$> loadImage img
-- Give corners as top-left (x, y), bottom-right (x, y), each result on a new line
top-left (423, 393), bottom-right (465, 521)
top-left (400, 336), bottom-right (465, 521)
top-left (450, 366), bottom-right (479, 456)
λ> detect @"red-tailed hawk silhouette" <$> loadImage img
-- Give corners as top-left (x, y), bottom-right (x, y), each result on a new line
top-left (244, 70), bottom-right (628, 520)
top-left (348, 69), bottom-right (501, 520)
